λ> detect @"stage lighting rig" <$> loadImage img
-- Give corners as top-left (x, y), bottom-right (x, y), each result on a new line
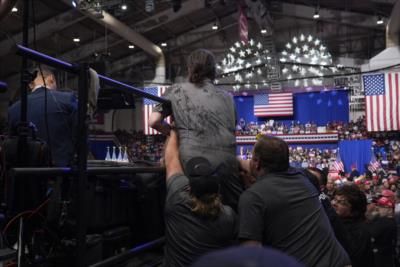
top-left (72, 0), bottom-right (127, 18)
top-left (72, 0), bottom-right (103, 18)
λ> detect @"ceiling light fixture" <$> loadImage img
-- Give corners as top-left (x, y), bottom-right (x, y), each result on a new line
top-left (128, 44), bottom-right (135, 49)
top-left (161, 42), bottom-right (167, 47)
top-left (121, 4), bottom-right (128, 10)
top-left (212, 22), bottom-right (218, 30)
top-left (261, 28), bottom-right (267, 34)
top-left (313, 10), bottom-right (320, 19)
top-left (376, 16), bottom-right (384, 25)
top-left (73, 37), bottom-right (81, 43)
top-left (11, 6), bottom-right (18, 12)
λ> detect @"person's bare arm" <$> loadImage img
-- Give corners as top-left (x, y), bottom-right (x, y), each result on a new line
top-left (149, 111), bottom-right (171, 136)
top-left (164, 129), bottom-right (183, 180)
top-left (238, 158), bottom-right (256, 188)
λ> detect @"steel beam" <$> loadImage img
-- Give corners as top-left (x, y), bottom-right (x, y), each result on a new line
top-left (0, 10), bottom-right (85, 57)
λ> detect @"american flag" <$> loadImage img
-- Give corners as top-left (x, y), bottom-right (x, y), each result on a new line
top-left (363, 73), bottom-right (400, 132)
top-left (238, 5), bottom-right (248, 44)
top-left (369, 153), bottom-right (381, 172)
top-left (143, 86), bottom-right (169, 135)
top-left (254, 93), bottom-right (293, 117)
top-left (332, 151), bottom-right (345, 173)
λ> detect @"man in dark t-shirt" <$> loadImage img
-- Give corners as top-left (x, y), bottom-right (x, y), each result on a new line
top-left (238, 136), bottom-right (350, 267)
top-left (164, 130), bottom-right (237, 267)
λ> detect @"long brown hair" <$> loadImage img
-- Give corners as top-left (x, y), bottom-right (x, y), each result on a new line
top-left (190, 193), bottom-right (222, 220)
top-left (187, 49), bottom-right (216, 85)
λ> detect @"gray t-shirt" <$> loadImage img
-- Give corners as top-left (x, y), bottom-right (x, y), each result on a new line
top-left (155, 81), bottom-right (243, 209)
top-left (238, 168), bottom-right (350, 267)
top-left (164, 174), bottom-right (237, 267)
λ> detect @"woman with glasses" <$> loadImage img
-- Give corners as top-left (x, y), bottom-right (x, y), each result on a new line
top-left (332, 184), bottom-right (375, 267)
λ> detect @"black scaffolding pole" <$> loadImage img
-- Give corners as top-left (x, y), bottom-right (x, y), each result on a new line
top-left (15, 45), bottom-right (169, 266)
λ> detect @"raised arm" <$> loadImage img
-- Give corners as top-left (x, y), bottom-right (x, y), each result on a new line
top-left (149, 111), bottom-right (171, 136)
top-left (164, 129), bottom-right (183, 180)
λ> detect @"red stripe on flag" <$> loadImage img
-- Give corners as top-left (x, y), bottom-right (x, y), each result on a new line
top-left (368, 96), bottom-right (373, 132)
top-left (383, 85), bottom-right (387, 131)
top-left (396, 74), bottom-right (400, 130)
top-left (377, 95), bottom-right (381, 131)
top-left (389, 73), bottom-right (393, 130)
top-left (239, 5), bottom-right (248, 44)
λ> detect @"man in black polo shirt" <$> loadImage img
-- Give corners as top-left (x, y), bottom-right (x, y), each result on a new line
top-left (238, 136), bottom-right (350, 267)
top-left (164, 130), bottom-right (237, 267)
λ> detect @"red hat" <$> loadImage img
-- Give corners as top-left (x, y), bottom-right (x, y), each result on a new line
top-left (389, 176), bottom-right (398, 184)
top-left (377, 197), bottom-right (394, 208)
top-left (382, 189), bottom-right (395, 198)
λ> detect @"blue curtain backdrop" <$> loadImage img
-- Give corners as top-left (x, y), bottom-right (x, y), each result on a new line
top-left (234, 90), bottom-right (349, 125)
top-left (339, 140), bottom-right (372, 173)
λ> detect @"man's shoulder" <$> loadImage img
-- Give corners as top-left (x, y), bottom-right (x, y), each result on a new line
top-left (9, 100), bottom-right (21, 112)
top-left (50, 90), bottom-right (75, 100)
top-left (221, 204), bottom-right (237, 219)
top-left (167, 173), bottom-right (189, 193)
top-left (240, 183), bottom-right (268, 206)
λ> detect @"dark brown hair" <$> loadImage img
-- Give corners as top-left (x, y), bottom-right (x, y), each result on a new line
top-left (335, 184), bottom-right (367, 221)
top-left (253, 136), bottom-right (289, 173)
top-left (187, 49), bottom-right (216, 84)
top-left (190, 194), bottom-right (222, 220)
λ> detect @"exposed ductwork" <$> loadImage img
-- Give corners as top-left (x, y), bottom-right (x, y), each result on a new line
top-left (0, 0), bottom-right (17, 22)
top-left (88, 10), bottom-right (166, 84)
top-left (361, 0), bottom-right (400, 71)
top-left (386, 0), bottom-right (400, 47)
top-left (62, 0), bottom-right (166, 83)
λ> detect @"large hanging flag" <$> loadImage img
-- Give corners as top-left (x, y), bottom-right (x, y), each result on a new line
top-left (363, 72), bottom-right (400, 132)
top-left (238, 4), bottom-right (248, 44)
top-left (369, 151), bottom-right (381, 172)
top-left (143, 86), bottom-right (170, 135)
top-left (254, 93), bottom-right (293, 117)
top-left (332, 150), bottom-right (345, 173)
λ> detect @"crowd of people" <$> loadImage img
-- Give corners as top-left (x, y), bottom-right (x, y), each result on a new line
top-left (323, 170), bottom-right (400, 267)
top-left (113, 129), bottom-right (166, 162)
top-left (235, 116), bottom-right (370, 141)
top-left (112, 129), bottom-right (400, 177)
top-left (144, 49), bottom-right (400, 267)
top-left (8, 49), bottom-right (400, 267)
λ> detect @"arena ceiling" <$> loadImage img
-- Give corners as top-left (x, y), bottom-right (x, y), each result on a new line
top-left (0, 0), bottom-right (396, 91)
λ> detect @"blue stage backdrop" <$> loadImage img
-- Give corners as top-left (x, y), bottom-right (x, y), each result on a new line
top-left (234, 90), bottom-right (349, 125)
top-left (339, 140), bottom-right (372, 173)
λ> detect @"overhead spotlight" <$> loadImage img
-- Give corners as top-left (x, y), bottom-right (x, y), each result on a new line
top-left (121, 4), bottom-right (128, 10)
top-left (261, 28), bottom-right (267, 34)
top-left (128, 44), bottom-right (135, 49)
top-left (376, 16), bottom-right (384, 25)
top-left (212, 22), bottom-right (218, 30)
top-left (73, 37), bottom-right (80, 43)
top-left (313, 10), bottom-right (320, 19)
top-left (161, 42), bottom-right (167, 47)
top-left (71, 0), bottom-right (77, 8)
top-left (11, 6), bottom-right (18, 12)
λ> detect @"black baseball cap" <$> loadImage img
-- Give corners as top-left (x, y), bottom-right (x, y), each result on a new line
top-left (185, 157), bottom-right (220, 198)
